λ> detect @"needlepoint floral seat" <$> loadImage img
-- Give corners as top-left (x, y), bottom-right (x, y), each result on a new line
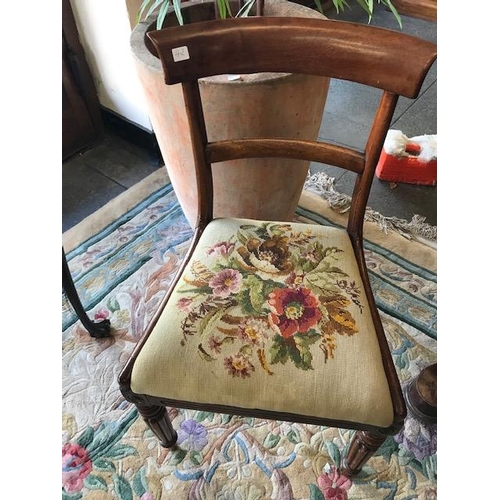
top-left (131, 218), bottom-right (394, 427)
top-left (118, 16), bottom-right (437, 476)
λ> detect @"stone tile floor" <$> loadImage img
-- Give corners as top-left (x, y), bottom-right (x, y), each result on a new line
top-left (62, 4), bottom-right (437, 233)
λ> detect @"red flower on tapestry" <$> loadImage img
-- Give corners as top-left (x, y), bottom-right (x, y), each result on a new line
top-left (177, 223), bottom-right (362, 376)
top-left (62, 443), bottom-right (92, 493)
top-left (268, 287), bottom-right (322, 338)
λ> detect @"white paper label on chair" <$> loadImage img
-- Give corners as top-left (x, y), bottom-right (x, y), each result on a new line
top-left (172, 46), bottom-right (190, 62)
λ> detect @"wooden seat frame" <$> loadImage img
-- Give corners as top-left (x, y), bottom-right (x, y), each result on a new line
top-left (119, 16), bottom-right (437, 476)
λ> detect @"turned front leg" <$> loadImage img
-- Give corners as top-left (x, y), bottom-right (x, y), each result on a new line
top-left (137, 404), bottom-right (178, 448)
top-left (341, 430), bottom-right (387, 476)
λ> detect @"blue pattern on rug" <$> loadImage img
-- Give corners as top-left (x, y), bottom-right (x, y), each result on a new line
top-left (63, 184), bottom-right (437, 340)
top-left (63, 184), bottom-right (193, 330)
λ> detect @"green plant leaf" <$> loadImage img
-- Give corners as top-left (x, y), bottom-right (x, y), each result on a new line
top-left (325, 440), bottom-right (341, 465)
top-left (62, 491), bottom-right (82, 500)
top-left (239, 344), bottom-right (253, 356)
top-left (304, 251), bottom-right (348, 293)
top-left (295, 331), bottom-right (321, 347)
top-left (421, 454), bottom-right (437, 480)
top-left (145, 0), bottom-right (164, 23)
top-left (190, 450), bottom-right (204, 465)
top-left (106, 444), bottom-right (138, 460)
top-left (269, 336), bottom-right (290, 365)
top-left (287, 429), bottom-right (300, 444)
top-left (157, 0), bottom-right (171, 29)
top-left (132, 466), bottom-right (148, 497)
top-left (292, 331), bottom-right (321, 370)
top-left (331, 0), bottom-right (349, 14)
top-left (217, 0), bottom-right (228, 19)
top-left (107, 297), bottom-right (120, 312)
top-left (247, 275), bottom-right (265, 312)
top-left (198, 343), bottom-right (215, 362)
top-left (375, 436), bottom-right (398, 462)
top-left (356, 0), bottom-right (374, 20)
top-left (76, 427), bottom-right (94, 449)
top-left (262, 279), bottom-right (285, 297)
top-left (308, 483), bottom-right (326, 500)
top-left (113, 474), bottom-right (133, 500)
top-left (194, 411), bottom-right (213, 422)
top-left (236, 0), bottom-right (256, 17)
top-left (290, 339), bottom-right (313, 370)
top-left (93, 458), bottom-right (116, 472)
top-left (238, 288), bottom-right (256, 315)
top-left (173, 0), bottom-right (183, 25)
top-left (84, 474), bottom-right (107, 491)
top-left (382, 0), bottom-right (403, 27)
top-left (353, 465), bottom-right (378, 479)
top-left (169, 449), bottom-right (187, 465)
top-left (221, 413), bottom-right (233, 424)
top-left (263, 432), bottom-right (281, 449)
top-left (137, 0), bottom-right (152, 23)
top-left (313, 0), bottom-right (324, 14)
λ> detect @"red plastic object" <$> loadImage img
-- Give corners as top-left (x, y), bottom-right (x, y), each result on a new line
top-left (375, 142), bottom-right (437, 186)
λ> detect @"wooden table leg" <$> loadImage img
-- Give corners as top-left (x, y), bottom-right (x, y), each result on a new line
top-left (404, 363), bottom-right (436, 424)
top-left (62, 247), bottom-right (111, 338)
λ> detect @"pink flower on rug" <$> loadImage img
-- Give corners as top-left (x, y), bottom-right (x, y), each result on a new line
top-left (208, 269), bottom-right (242, 298)
top-left (94, 308), bottom-right (109, 321)
top-left (268, 287), bottom-right (322, 338)
top-left (141, 493), bottom-right (154, 500)
top-left (317, 464), bottom-right (352, 500)
top-left (62, 443), bottom-right (92, 493)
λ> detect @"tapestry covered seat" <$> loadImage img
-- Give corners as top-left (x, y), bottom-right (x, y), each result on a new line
top-left (131, 218), bottom-right (394, 428)
top-left (119, 16), bottom-right (437, 476)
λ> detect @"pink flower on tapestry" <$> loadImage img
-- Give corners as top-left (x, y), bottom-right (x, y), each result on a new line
top-left (285, 271), bottom-right (305, 288)
top-left (177, 297), bottom-right (193, 312)
top-left (62, 443), bottom-right (92, 494)
top-left (208, 269), bottom-right (242, 298)
top-left (206, 241), bottom-right (235, 258)
top-left (268, 287), bottom-right (322, 338)
top-left (238, 317), bottom-right (269, 345)
top-left (317, 465), bottom-right (352, 500)
top-left (208, 335), bottom-right (223, 353)
top-left (224, 353), bottom-right (255, 378)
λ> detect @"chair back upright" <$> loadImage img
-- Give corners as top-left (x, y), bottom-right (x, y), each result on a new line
top-left (146, 17), bottom-right (437, 240)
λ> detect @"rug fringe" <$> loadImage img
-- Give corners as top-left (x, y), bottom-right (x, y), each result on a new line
top-left (304, 172), bottom-right (437, 244)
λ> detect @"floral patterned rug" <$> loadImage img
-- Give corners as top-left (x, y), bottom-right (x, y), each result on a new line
top-left (62, 169), bottom-right (437, 500)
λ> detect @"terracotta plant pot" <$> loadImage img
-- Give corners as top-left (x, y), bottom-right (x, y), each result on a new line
top-left (131, 0), bottom-right (330, 228)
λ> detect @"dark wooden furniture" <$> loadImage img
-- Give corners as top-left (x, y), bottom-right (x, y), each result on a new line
top-left (62, 248), bottom-right (111, 338)
top-left (62, 0), bottom-right (103, 160)
top-left (119, 17), bottom-right (436, 476)
top-left (405, 362), bottom-right (437, 424)
top-left (391, 0), bottom-right (437, 22)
